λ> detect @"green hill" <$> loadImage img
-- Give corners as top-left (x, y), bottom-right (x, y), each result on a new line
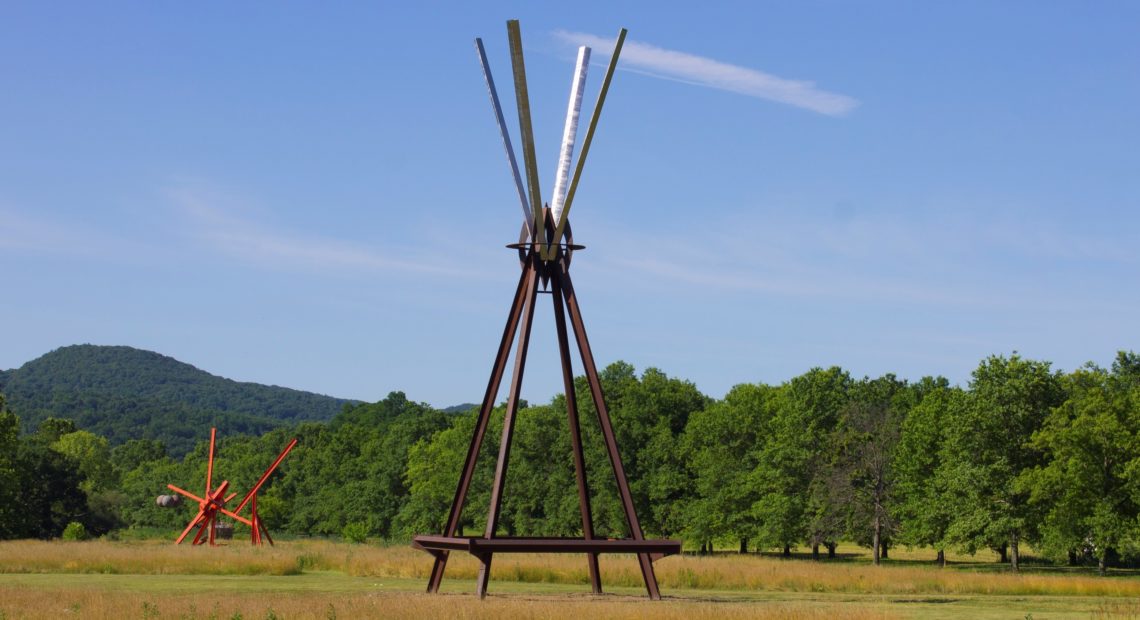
top-left (0, 344), bottom-right (353, 456)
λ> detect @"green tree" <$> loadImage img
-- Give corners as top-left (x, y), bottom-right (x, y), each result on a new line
top-left (395, 409), bottom-right (494, 537)
top-left (277, 393), bottom-right (447, 538)
top-left (110, 438), bottom-right (167, 477)
top-left (893, 379), bottom-right (958, 566)
top-left (37, 417), bottom-right (78, 443)
top-left (827, 375), bottom-right (910, 564)
top-left (617, 367), bottom-right (708, 538)
top-left (358, 398), bottom-right (449, 537)
top-left (11, 440), bottom-right (87, 538)
top-left (943, 354), bottom-right (1064, 572)
top-left (752, 367), bottom-right (852, 556)
top-left (1031, 352), bottom-right (1140, 573)
top-left (0, 394), bottom-right (22, 538)
top-left (682, 383), bottom-right (777, 553)
top-left (565, 363), bottom-right (706, 539)
top-left (116, 454), bottom-right (184, 530)
top-left (53, 430), bottom-right (114, 493)
top-left (52, 429), bottom-right (123, 535)
top-left (502, 404), bottom-right (582, 536)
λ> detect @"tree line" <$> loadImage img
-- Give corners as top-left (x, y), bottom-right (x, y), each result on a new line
top-left (1, 351), bottom-right (1138, 574)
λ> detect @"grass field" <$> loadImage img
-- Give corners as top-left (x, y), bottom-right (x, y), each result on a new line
top-left (2, 539), bottom-right (1139, 619)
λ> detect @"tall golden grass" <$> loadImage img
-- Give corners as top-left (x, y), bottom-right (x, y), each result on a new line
top-left (341, 544), bottom-right (1140, 598)
top-left (2, 539), bottom-right (1139, 598)
top-left (0, 587), bottom-right (899, 620)
top-left (0, 540), bottom-right (302, 576)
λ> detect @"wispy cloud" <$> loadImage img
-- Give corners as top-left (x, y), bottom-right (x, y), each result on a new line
top-left (170, 187), bottom-right (490, 279)
top-left (552, 30), bottom-right (859, 116)
top-left (580, 206), bottom-right (1138, 314)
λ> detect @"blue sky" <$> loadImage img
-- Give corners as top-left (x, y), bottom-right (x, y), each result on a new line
top-left (2, 2), bottom-right (1137, 407)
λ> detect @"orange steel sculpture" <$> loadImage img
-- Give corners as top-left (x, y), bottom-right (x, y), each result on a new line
top-left (166, 428), bottom-right (297, 546)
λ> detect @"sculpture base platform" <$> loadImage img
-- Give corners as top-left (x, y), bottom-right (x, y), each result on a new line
top-left (413, 534), bottom-right (681, 560)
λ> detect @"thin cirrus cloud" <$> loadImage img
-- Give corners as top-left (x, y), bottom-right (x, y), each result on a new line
top-left (552, 30), bottom-right (859, 117)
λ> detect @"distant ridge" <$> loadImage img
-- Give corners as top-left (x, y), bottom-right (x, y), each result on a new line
top-left (0, 344), bottom-right (354, 456)
top-left (441, 403), bottom-right (478, 414)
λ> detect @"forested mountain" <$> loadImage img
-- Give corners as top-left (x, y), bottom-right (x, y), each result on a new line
top-left (0, 345), bottom-right (353, 456)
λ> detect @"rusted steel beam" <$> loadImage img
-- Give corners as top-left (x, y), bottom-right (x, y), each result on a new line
top-left (483, 259), bottom-right (540, 537)
top-left (477, 255), bottom-right (542, 598)
top-left (557, 260), bottom-right (662, 600)
top-left (474, 552), bottom-right (494, 599)
top-left (473, 538), bottom-right (679, 554)
top-left (550, 268), bottom-right (602, 593)
top-left (413, 535), bottom-right (681, 556)
top-left (427, 260), bottom-right (533, 593)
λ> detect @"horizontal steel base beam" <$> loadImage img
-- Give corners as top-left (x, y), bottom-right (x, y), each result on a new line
top-left (413, 535), bottom-right (680, 558)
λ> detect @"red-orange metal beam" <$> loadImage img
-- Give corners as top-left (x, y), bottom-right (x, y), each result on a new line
top-left (234, 438), bottom-right (298, 514)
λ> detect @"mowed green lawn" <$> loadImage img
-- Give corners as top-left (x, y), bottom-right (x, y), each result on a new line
top-left (2, 540), bottom-right (1138, 619)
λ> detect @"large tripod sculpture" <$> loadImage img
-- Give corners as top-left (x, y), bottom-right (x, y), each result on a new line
top-left (412, 20), bottom-right (680, 599)
top-left (413, 215), bottom-right (680, 599)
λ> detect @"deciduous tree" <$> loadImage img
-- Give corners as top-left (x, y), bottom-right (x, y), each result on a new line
top-left (1031, 352), bottom-right (1140, 573)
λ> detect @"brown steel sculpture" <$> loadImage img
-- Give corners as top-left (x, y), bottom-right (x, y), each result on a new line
top-left (411, 20), bottom-right (681, 600)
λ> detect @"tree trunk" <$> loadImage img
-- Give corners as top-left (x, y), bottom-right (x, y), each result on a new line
top-left (936, 549), bottom-right (945, 568)
top-left (872, 513), bottom-right (881, 566)
top-left (880, 539), bottom-right (889, 559)
top-left (812, 543), bottom-right (820, 561)
top-left (1098, 553), bottom-right (1107, 577)
top-left (1010, 535), bottom-right (1020, 573)
top-left (827, 542), bottom-right (837, 558)
top-left (1068, 550), bottom-right (1078, 566)
top-left (739, 538), bottom-right (748, 554)
top-left (997, 543), bottom-right (1008, 564)
top-left (699, 542), bottom-right (707, 555)
top-left (782, 544), bottom-right (791, 558)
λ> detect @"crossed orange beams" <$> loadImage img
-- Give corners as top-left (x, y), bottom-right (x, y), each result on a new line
top-left (168, 428), bottom-right (298, 545)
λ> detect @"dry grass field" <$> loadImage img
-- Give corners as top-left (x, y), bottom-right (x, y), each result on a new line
top-left (2, 539), bottom-right (1139, 619)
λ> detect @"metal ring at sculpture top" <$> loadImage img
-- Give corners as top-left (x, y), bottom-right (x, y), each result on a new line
top-left (506, 220), bottom-right (583, 266)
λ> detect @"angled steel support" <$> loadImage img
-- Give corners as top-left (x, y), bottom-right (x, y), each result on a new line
top-left (427, 261), bottom-right (534, 592)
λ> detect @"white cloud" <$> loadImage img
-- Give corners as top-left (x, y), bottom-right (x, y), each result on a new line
top-left (581, 205), bottom-right (1138, 314)
top-left (552, 30), bottom-right (859, 116)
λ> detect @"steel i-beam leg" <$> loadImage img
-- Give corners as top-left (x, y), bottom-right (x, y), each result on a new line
top-left (551, 269), bottom-right (601, 593)
top-left (477, 258), bottom-right (541, 599)
top-left (558, 262), bottom-right (661, 600)
top-left (427, 261), bottom-right (534, 593)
